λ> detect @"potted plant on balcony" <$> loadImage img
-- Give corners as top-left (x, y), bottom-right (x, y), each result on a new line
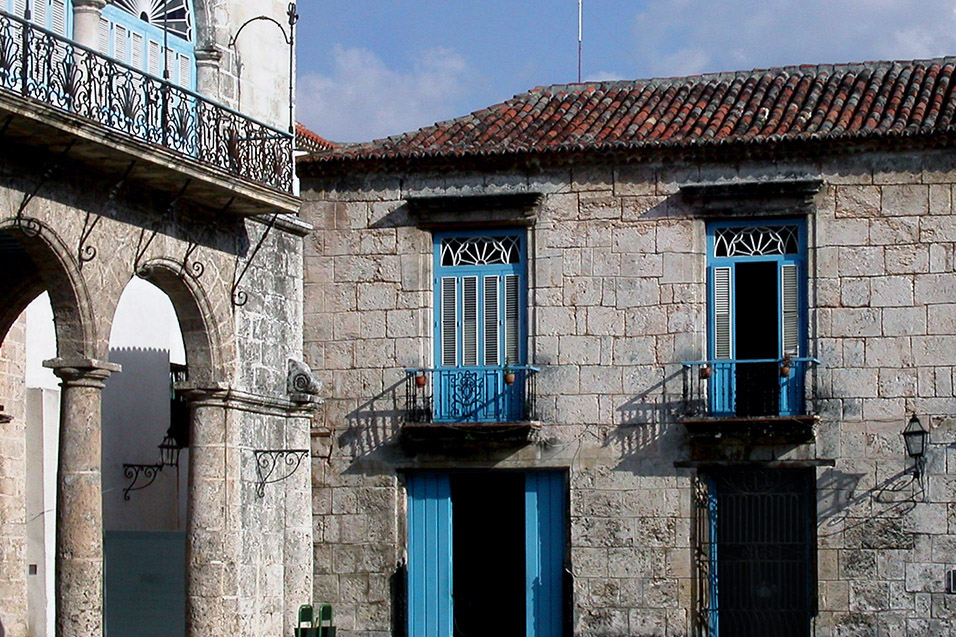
top-left (780, 354), bottom-right (792, 378)
top-left (503, 359), bottom-right (516, 386)
top-left (414, 369), bottom-right (428, 387)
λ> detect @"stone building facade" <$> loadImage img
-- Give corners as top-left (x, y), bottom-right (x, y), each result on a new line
top-left (0, 1), bottom-right (314, 636)
top-left (298, 57), bottom-right (956, 636)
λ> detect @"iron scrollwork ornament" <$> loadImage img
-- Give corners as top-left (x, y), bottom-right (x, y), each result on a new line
top-left (122, 463), bottom-right (163, 500)
top-left (450, 371), bottom-right (482, 420)
top-left (253, 449), bottom-right (310, 498)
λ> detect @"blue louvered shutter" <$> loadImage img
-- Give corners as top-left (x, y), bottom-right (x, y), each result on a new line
top-left (483, 275), bottom-right (499, 366)
top-left (780, 264), bottom-right (799, 356)
top-left (525, 471), bottom-right (565, 637)
top-left (407, 473), bottom-right (453, 637)
top-left (440, 277), bottom-right (457, 367)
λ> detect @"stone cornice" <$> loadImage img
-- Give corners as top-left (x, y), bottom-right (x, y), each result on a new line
top-left (175, 382), bottom-right (320, 416)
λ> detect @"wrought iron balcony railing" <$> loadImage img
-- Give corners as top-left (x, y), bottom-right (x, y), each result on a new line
top-left (0, 10), bottom-right (293, 192)
top-left (681, 357), bottom-right (821, 419)
top-left (404, 366), bottom-right (539, 424)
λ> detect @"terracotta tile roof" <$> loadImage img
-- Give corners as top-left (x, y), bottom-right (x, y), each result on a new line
top-left (295, 122), bottom-right (338, 153)
top-left (300, 56), bottom-right (956, 163)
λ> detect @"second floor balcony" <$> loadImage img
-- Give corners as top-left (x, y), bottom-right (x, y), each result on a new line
top-left (402, 366), bottom-right (539, 450)
top-left (0, 10), bottom-right (296, 215)
top-left (680, 357), bottom-right (821, 443)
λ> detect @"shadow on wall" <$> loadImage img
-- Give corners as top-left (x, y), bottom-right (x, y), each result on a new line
top-left (818, 467), bottom-right (919, 541)
top-left (338, 376), bottom-right (405, 461)
top-left (610, 367), bottom-right (685, 456)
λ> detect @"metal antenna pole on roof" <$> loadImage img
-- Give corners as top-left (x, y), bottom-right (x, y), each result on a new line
top-left (577, 0), bottom-right (582, 82)
top-left (163, 3), bottom-right (170, 80)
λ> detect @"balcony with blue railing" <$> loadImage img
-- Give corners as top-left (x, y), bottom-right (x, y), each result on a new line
top-left (0, 9), bottom-right (296, 215)
top-left (402, 366), bottom-right (539, 449)
top-left (680, 356), bottom-right (821, 443)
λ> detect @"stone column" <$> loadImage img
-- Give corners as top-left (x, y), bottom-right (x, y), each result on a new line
top-left (180, 385), bottom-right (241, 637)
top-left (283, 412), bottom-right (314, 636)
top-left (70, 0), bottom-right (106, 49)
top-left (195, 46), bottom-right (225, 105)
top-left (44, 357), bottom-right (120, 637)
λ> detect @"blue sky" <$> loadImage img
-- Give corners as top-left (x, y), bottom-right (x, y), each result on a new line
top-left (296, 1), bottom-right (956, 143)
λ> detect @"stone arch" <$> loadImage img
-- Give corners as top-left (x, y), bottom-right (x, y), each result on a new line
top-left (0, 219), bottom-right (95, 359)
top-left (132, 257), bottom-right (226, 385)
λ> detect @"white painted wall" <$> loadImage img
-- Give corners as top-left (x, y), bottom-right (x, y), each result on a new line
top-left (25, 387), bottom-right (58, 637)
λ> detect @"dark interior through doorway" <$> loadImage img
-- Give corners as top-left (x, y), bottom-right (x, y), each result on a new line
top-left (734, 261), bottom-right (779, 416)
top-left (712, 468), bottom-right (815, 637)
top-left (451, 472), bottom-right (525, 636)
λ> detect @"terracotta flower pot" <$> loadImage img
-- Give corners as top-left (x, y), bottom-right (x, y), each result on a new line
top-left (503, 372), bottom-right (516, 386)
top-left (415, 373), bottom-right (427, 388)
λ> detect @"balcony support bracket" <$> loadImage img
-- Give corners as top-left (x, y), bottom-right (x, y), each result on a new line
top-left (253, 449), bottom-right (309, 498)
top-left (231, 211), bottom-right (279, 307)
top-left (78, 161), bottom-right (135, 268)
top-left (15, 139), bottom-right (75, 237)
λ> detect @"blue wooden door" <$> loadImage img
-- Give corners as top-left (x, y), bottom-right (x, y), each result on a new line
top-left (407, 473), bottom-right (453, 637)
top-left (407, 471), bottom-right (565, 637)
top-left (525, 471), bottom-right (566, 637)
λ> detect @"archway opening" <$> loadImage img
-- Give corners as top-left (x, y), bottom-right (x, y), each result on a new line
top-left (102, 277), bottom-right (188, 637)
top-left (0, 225), bottom-right (90, 637)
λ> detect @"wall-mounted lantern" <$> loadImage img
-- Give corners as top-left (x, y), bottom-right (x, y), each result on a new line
top-left (158, 429), bottom-right (183, 468)
top-left (902, 414), bottom-right (928, 478)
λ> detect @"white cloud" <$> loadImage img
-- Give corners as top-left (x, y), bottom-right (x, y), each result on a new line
top-left (629, 0), bottom-right (956, 79)
top-left (297, 45), bottom-right (471, 143)
top-left (585, 70), bottom-right (628, 82)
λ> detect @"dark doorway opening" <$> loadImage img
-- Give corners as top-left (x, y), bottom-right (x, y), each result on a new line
top-left (712, 468), bottom-right (815, 637)
top-left (450, 472), bottom-right (525, 636)
top-left (734, 261), bottom-right (779, 416)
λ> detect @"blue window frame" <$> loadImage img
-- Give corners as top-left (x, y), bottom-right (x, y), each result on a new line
top-left (432, 229), bottom-right (527, 422)
top-left (5, 0), bottom-right (72, 37)
top-left (99, 1), bottom-right (196, 89)
top-left (706, 219), bottom-right (808, 417)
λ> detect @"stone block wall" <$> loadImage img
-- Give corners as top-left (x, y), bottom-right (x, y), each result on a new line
top-left (301, 147), bottom-right (956, 636)
top-left (0, 315), bottom-right (27, 637)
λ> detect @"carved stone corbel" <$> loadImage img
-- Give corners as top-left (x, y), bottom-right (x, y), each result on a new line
top-left (287, 358), bottom-right (322, 404)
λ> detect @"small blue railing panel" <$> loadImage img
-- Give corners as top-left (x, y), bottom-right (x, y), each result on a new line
top-left (682, 358), bottom-right (820, 418)
top-left (405, 366), bottom-right (538, 424)
top-left (0, 9), bottom-right (292, 192)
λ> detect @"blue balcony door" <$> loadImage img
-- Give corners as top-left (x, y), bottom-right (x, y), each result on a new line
top-left (99, 0), bottom-right (196, 89)
top-left (7, 0), bottom-right (72, 36)
top-left (407, 471), bottom-right (566, 637)
top-left (433, 230), bottom-right (526, 422)
top-left (707, 221), bottom-right (806, 417)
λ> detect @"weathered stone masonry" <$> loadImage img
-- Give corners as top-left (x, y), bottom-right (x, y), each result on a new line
top-left (300, 145), bottom-right (956, 636)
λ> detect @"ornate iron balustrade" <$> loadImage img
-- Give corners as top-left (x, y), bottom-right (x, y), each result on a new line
top-left (681, 357), bottom-right (821, 419)
top-left (0, 10), bottom-right (293, 193)
top-left (404, 366), bottom-right (539, 424)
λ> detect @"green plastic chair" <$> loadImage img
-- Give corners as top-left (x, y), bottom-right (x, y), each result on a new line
top-left (294, 605), bottom-right (317, 637)
top-left (316, 604), bottom-right (335, 637)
